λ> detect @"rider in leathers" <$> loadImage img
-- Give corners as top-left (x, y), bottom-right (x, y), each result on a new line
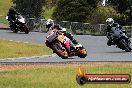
top-left (45, 19), bottom-right (79, 53)
top-left (106, 18), bottom-right (129, 46)
top-left (7, 7), bottom-right (20, 28)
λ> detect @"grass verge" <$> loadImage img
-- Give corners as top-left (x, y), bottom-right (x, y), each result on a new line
top-left (0, 0), bottom-right (13, 16)
top-left (0, 63), bottom-right (132, 88)
top-left (0, 39), bottom-right (52, 59)
top-left (0, 16), bottom-right (8, 24)
top-left (0, 0), bottom-right (13, 24)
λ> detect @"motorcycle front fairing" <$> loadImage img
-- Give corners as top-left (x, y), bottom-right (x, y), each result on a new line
top-left (17, 15), bottom-right (26, 24)
top-left (110, 27), bottom-right (123, 38)
top-left (46, 31), bottom-right (58, 43)
top-left (109, 27), bottom-right (124, 42)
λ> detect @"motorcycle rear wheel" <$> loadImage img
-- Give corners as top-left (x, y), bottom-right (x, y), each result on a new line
top-left (11, 28), bottom-right (18, 33)
top-left (10, 24), bottom-right (18, 33)
top-left (77, 48), bottom-right (87, 58)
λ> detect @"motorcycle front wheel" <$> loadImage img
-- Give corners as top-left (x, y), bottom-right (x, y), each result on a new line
top-left (10, 26), bottom-right (18, 33)
top-left (52, 43), bottom-right (68, 59)
top-left (119, 39), bottom-right (131, 52)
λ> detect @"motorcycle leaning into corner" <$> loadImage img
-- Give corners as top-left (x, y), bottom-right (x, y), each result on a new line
top-left (6, 15), bottom-right (29, 34)
top-left (45, 29), bottom-right (87, 59)
top-left (107, 27), bottom-right (131, 52)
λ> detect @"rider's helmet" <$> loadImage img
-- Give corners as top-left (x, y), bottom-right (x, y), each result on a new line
top-left (54, 24), bottom-right (63, 30)
top-left (62, 28), bottom-right (67, 32)
top-left (57, 27), bottom-right (67, 34)
top-left (9, 7), bottom-right (16, 13)
top-left (106, 18), bottom-right (114, 26)
top-left (46, 19), bottom-right (54, 29)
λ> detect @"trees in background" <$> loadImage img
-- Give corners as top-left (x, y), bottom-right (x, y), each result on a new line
top-left (11, 0), bottom-right (132, 25)
top-left (12, 0), bottom-right (45, 18)
top-left (52, 0), bottom-right (99, 22)
top-left (108, 0), bottom-right (132, 13)
top-left (108, 0), bottom-right (132, 25)
top-left (88, 6), bottom-right (119, 24)
top-left (52, 0), bottom-right (131, 25)
top-left (45, 0), bottom-right (58, 7)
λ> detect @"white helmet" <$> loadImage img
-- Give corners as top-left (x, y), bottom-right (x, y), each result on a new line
top-left (46, 19), bottom-right (54, 29)
top-left (62, 28), bottom-right (67, 32)
top-left (106, 18), bottom-right (114, 25)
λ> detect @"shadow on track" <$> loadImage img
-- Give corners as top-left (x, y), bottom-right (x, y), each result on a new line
top-left (105, 51), bottom-right (130, 53)
top-left (65, 57), bottom-right (83, 59)
top-left (6, 31), bottom-right (30, 34)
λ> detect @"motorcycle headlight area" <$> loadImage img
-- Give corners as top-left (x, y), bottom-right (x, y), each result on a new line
top-left (18, 18), bottom-right (25, 23)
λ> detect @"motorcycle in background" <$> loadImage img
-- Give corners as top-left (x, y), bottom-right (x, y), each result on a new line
top-left (6, 15), bottom-right (29, 34)
top-left (107, 27), bottom-right (131, 52)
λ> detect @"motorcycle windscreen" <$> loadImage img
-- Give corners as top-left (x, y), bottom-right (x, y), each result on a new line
top-left (18, 18), bottom-right (25, 23)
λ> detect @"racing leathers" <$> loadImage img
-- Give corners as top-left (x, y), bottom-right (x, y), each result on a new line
top-left (106, 23), bottom-right (129, 46)
top-left (7, 8), bottom-right (20, 28)
top-left (46, 24), bottom-right (79, 53)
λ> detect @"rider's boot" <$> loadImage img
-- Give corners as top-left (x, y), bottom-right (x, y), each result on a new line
top-left (72, 39), bottom-right (79, 45)
top-left (107, 40), bottom-right (114, 46)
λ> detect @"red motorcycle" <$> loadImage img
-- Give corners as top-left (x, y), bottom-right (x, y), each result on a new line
top-left (45, 30), bottom-right (87, 59)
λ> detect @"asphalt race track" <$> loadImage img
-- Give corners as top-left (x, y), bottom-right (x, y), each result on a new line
top-left (0, 30), bottom-right (132, 63)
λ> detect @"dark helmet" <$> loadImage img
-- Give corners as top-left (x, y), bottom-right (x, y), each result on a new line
top-left (53, 24), bottom-right (63, 30)
top-left (9, 7), bottom-right (16, 12)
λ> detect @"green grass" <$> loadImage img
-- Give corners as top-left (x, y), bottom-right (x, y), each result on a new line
top-left (0, 0), bottom-right (13, 16)
top-left (0, 16), bottom-right (8, 24)
top-left (0, 0), bottom-right (54, 24)
top-left (0, 64), bottom-right (132, 88)
top-left (0, 0), bottom-right (13, 24)
top-left (0, 39), bottom-right (52, 59)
